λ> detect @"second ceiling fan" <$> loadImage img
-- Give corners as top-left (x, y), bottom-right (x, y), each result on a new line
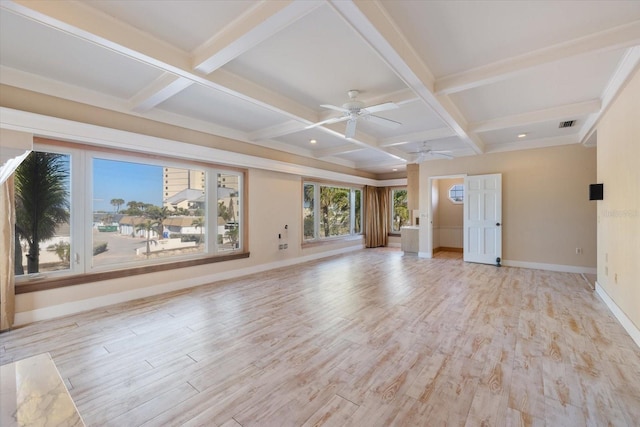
top-left (308, 90), bottom-right (401, 139)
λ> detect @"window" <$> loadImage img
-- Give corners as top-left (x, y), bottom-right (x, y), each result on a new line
top-left (449, 184), bottom-right (464, 203)
top-left (14, 150), bottom-right (71, 277)
top-left (390, 188), bottom-right (408, 233)
top-left (303, 182), bottom-right (362, 241)
top-left (14, 142), bottom-right (245, 286)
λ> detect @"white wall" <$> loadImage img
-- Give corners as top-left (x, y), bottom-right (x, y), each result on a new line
top-left (596, 67), bottom-right (640, 341)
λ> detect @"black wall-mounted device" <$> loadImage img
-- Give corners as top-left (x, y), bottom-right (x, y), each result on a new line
top-left (589, 183), bottom-right (603, 201)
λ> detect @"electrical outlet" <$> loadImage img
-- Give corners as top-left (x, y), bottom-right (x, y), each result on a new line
top-left (278, 244), bottom-right (284, 250)
top-left (283, 243), bottom-right (288, 249)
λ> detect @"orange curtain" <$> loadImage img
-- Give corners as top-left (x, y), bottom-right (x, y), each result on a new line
top-left (364, 185), bottom-right (389, 248)
top-left (0, 175), bottom-right (15, 331)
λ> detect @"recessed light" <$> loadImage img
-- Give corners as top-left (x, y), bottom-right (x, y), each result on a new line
top-left (517, 133), bottom-right (527, 138)
top-left (309, 139), bottom-right (317, 144)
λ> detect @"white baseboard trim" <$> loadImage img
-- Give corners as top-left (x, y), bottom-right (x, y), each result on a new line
top-left (14, 244), bottom-right (363, 326)
top-left (595, 281), bottom-right (640, 349)
top-left (418, 251), bottom-right (432, 259)
top-left (502, 259), bottom-right (596, 274)
top-left (387, 242), bottom-right (401, 248)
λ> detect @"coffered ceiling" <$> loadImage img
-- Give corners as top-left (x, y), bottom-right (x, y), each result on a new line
top-left (1, 1), bottom-right (639, 175)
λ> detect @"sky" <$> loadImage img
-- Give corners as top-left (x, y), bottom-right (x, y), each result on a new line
top-left (93, 158), bottom-right (162, 212)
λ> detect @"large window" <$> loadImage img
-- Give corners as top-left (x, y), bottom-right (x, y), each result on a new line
top-left (390, 188), bottom-right (408, 233)
top-left (14, 142), bottom-right (245, 284)
top-left (303, 182), bottom-right (362, 241)
top-left (14, 150), bottom-right (71, 276)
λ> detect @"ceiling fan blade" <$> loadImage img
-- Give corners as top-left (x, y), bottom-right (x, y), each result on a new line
top-left (306, 115), bottom-right (349, 130)
top-left (320, 104), bottom-right (350, 114)
top-left (362, 102), bottom-right (398, 114)
top-left (345, 119), bottom-right (357, 139)
top-left (431, 152), bottom-right (454, 160)
top-left (366, 114), bottom-right (402, 128)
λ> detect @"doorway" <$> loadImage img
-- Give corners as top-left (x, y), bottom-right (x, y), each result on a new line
top-left (426, 174), bottom-right (465, 258)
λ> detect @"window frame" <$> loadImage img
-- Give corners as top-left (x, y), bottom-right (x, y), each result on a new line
top-left (14, 139), bottom-right (248, 294)
top-left (448, 184), bottom-right (464, 204)
top-left (389, 187), bottom-right (408, 234)
top-left (302, 180), bottom-right (363, 244)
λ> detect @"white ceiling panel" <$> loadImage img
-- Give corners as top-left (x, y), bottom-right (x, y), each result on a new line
top-left (84, 0), bottom-right (258, 53)
top-left (0, 10), bottom-right (163, 99)
top-left (276, 128), bottom-right (351, 151)
top-left (479, 119), bottom-right (588, 146)
top-left (381, 0), bottom-right (640, 77)
top-left (222, 4), bottom-right (407, 109)
top-left (156, 84), bottom-right (287, 133)
top-left (450, 48), bottom-right (627, 123)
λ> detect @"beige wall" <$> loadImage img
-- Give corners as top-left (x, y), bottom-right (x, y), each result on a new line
top-left (431, 180), bottom-right (440, 248)
top-left (435, 178), bottom-right (463, 249)
top-left (596, 68), bottom-right (640, 330)
top-left (419, 143), bottom-right (597, 268)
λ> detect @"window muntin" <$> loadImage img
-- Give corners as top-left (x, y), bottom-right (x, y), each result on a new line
top-left (449, 184), bottom-right (464, 203)
top-left (390, 188), bottom-right (408, 233)
top-left (15, 143), bottom-right (244, 283)
top-left (303, 182), bottom-right (362, 242)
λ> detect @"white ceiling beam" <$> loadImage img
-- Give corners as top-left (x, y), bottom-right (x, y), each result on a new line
top-left (3, 1), bottom-right (322, 127)
top-left (329, 0), bottom-right (485, 154)
top-left (469, 100), bottom-right (602, 133)
top-left (193, 1), bottom-right (322, 74)
top-left (579, 46), bottom-right (640, 145)
top-left (129, 73), bottom-right (193, 113)
top-left (379, 128), bottom-right (457, 147)
top-left (436, 20), bottom-right (640, 95)
top-left (248, 120), bottom-right (306, 141)
top-left (313, 144), bottom-right (364, 158)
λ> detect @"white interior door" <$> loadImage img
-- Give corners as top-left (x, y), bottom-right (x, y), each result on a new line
top-left (463, 173), bottom-right (502, 265)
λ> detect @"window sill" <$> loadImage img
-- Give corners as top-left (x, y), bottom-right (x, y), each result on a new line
top-left (15, 251), bottom-right (250, 294)
top-left (301, 235), bottom-right (364, 249)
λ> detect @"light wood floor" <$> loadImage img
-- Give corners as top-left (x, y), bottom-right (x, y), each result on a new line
top-left (2, 249), bottom-right (639, 426)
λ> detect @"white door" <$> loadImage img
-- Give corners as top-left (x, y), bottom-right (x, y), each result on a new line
top-left (463, 173), bottom-right (502, 265)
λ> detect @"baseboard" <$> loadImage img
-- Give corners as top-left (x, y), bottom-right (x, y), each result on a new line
top-left (502, 259), bottom-right (596, 274)
top-left (14, 244), bottom-right (363, 326)
top-left (595, 281), bottom-right (640, 349)
top-left (433, 247), bottom-right (463, 253)
top-left (387, 242), bottom-right (401, 248)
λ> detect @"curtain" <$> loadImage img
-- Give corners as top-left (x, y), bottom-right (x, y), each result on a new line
top-left (0, 175), bottom-right (15, 331)
top-left (364, 185), bottom-right (389, 248)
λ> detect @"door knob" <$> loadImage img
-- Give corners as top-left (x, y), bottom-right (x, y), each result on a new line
top-left (496, 222), bottom-right (501, 226)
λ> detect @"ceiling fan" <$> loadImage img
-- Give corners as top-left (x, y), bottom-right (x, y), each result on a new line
top-left (410, 142), bottom-right (453, 162)
top-left (307, 90), bottom-right (401, 139)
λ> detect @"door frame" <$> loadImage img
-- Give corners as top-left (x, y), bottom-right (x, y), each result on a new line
top-left (422, 174), bottom-right (466, 259)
